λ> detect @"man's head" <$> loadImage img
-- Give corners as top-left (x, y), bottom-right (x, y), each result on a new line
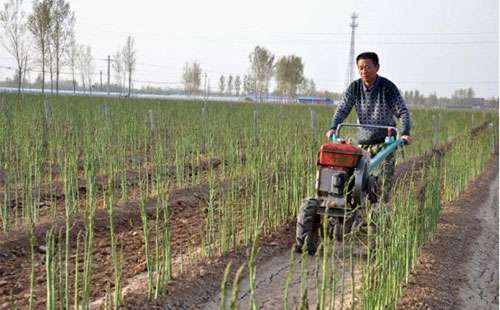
top-left (356, 52), bottom-right (379, 86)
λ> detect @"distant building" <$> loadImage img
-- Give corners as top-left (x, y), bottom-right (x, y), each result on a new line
top-left (296, 96), bottom-right (334, 105)
top-left (243, 95), bottom-right (335, 104)
top-left (445, 97), bottom-right (497, 109)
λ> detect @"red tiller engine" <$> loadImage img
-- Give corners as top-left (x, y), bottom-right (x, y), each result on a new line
top-left (315, 142), bottom-right (367, 213)
top-left (296, 123), bottom-right (405, 254)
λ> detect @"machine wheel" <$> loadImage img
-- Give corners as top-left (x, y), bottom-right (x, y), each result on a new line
top-left (333, 215), bottom-right (355, 242)
top-left (295, 198), bottom-right (320, 255)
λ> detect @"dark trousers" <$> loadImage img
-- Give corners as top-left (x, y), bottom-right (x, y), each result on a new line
top-left (360, 143), bottom-right (395, 203)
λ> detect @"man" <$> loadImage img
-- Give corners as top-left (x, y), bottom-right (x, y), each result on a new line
top-left (326, 52), bottom-right (411, 202)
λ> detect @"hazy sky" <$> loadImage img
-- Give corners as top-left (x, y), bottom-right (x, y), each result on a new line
top-left (1, 0), bottom-right (498, 97)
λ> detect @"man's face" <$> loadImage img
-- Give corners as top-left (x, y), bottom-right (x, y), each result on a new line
top-left (357, 58), bottom-right (379, 85)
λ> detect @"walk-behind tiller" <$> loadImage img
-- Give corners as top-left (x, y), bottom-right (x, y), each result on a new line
top-left (296, 123), bottom-right (406, 255)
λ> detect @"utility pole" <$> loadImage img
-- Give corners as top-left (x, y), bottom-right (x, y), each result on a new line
top-left (100, 71), bottom-right (103, 90)
top-left (107, 55), bottom-right (111, 96)
top-left (345, 12), bottom-right (359, 88)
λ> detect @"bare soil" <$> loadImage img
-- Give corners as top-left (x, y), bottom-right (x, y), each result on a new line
top-left (0, 179), bottom-right (214, 309)
top-left (123, 223), bottom-right (297, 309)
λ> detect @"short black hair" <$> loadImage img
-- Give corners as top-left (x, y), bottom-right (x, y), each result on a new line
top-left (356, 52), bottom-right (379, 66)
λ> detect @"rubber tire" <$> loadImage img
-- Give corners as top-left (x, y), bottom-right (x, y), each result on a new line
top-left (295, 198), bottom-right (320, 255)
top-left (333, 215), bottom-right (354, 242)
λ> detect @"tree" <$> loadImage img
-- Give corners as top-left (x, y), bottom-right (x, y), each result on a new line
top-left (299, 78), bottom-right (316, 96)
top-left (309, 79), bottom-right (316, 95)
top-left (47, 26), bottom-right (54, 92)
top-left (234, 75), bottom-right (241, 96)
top-left (76, 44), bottom-right (85, 91)
top-left (227, 74), bottom-right (233, 95)
top-left (275, 55), bottom-right (304, 100)
top-left (181, 61), bottom-right (202, 95)
top-left (28, 0), bottom-right (52, 94)
top-left (85, 46), bottom-right (95, 94)
top-left (50, 0), bottom-right (74, 94)
top-left (427, 92), bottom-right (438, 107)
top-left (65, 31), bottom-right (77, 93)
top-left (0, 0), bottom-right (31, 96)
top-left (77, 44), bottom-right (94, 94)
top-left (248, 46), bottom-right (274, 102)
top-left (466, 88), bottom-right (475, 99)
top-left (242, 74), bottom-right (248, 95)
top-left (182, 62), bottom-right (190, 95)
top-left (452, 88), bottom-right (475, 100)
top-left (404, 89), bottom-right (425, 105)
top-left (218, 74), bottom-right (225, 95)
top-left (112, 49), bottom-right (125, 93)
top-left (122, 35), bottom-right (136, 97)
top-left (191, 61), bottom-right (202, 93)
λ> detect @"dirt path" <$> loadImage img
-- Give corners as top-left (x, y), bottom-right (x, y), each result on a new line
top-left (398, 155), bottom-right (499, 309)
top-left (459, 170), bottom-right (499, 308)
top-left (201, 247), bottom-right (361, 309)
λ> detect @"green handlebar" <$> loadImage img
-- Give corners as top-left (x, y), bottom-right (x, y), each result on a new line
top-left (368, 138), bottom-right (404, 172)
top-left (331, 123), bottom-right (405, 172)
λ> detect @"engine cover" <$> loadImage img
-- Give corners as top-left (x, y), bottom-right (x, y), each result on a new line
top-left (316, 167), bottom-right (349, 196)
top-left (318, 143), bottom-right (363, 168)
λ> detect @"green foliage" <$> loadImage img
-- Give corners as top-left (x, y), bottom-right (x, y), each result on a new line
top-left (182, 61), bottom-right (203, 95)
top-left (0, 92), bottom-right (496, 308)
top-left (248, 46), bottom-right (275, 100)
top-left (275, 55), bottom-right (305, 99)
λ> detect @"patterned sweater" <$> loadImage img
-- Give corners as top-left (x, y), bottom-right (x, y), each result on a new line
top-left (330, 76), bottom-right (411, 144)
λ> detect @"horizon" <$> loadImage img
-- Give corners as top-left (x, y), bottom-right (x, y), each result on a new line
top-left (0, 0), bottom-right (498, 98)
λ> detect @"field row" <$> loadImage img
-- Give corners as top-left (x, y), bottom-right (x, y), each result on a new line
top-left (0, 94), bottom-right (497, 309)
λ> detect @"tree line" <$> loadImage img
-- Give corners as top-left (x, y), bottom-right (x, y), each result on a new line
top-left (403, 88), bottom-right (498, 108)
top-left (1, 1), bottom-right (496, 105)
top-left (182, 46), bottom-right (318, 101)
top-left (0, 0), bottom-right (137, 96)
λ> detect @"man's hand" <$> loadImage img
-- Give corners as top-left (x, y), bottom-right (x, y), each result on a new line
top-left (325, 129), bottom-right (335, 140)
top-left (401, 135), bottom-right (412, 145)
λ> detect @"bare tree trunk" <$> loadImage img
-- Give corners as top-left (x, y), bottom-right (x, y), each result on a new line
top-left (72, 71), bottom-right (76, 94)
top-left (17, 67), bottom-right (22, 95)
top-left (56, 57), bottom-right (59, 94)
top-left (41, 49), bottom-right (45, 94)
top-left (128, 69), bottom-right (131, 97)
top-left (49, 53), bottom-right (54, 93)
top-left (22, 60), bottom-right (28, 93)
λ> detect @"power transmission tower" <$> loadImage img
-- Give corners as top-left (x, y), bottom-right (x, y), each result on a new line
top-left (344, 12), bottom-right (359, 89)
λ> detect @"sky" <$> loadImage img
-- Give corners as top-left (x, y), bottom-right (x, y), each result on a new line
top-left (1, 0), bottom-right (498, 98)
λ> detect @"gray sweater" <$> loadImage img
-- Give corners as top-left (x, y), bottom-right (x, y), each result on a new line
top-left (331, 76), bottom-right (411, 144)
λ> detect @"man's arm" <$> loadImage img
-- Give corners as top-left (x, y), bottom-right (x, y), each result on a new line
top-left (326, 87), bottom-right (355, 138)
top-left (389, 86), bottom-right (411, 139)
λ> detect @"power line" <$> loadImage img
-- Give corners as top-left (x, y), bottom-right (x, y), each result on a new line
top-left (74, 20), bottom-right (498, 38)
top-left (297, 31), bottom-right (498, 36)
top-left (358, 40), bottom-right (498, 45)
